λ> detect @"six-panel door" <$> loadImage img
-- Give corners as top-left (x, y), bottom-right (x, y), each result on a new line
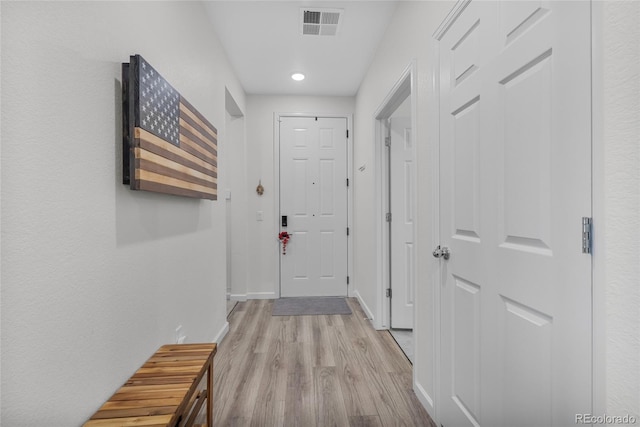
top-left (438, 1), bottom-right (592, 426)
top-left (279, 117), bottom-right (349, 297)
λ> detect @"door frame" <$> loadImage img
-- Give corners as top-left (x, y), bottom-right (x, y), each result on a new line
top-left (373, 61), bottom-right (418, 330)
top-left (273, 113), bottom-right (354, 299)
top-left (590, 1), bottom-right (608, 417)
top-left (224, 88), bottom-right (246, 305)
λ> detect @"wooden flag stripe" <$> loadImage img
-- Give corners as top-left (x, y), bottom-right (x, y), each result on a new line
top-left (136, 179), bottom-right (216, 201)
top-left (133, 183), bottom-right (215, 202)
top-left (179, 131), bottom-right (217, 166)
top-left (135, 150), bottom-right (216, 190)
top-left (136, 159), bottom-right (216, 191)
top-left (135, 128), bottom-right (217, 176)
top-left (135, 170), bottom-right (217, 199)
top-left (180, 96), bottom-right (217, 136)
top-left (179, 107), bottom-right (217, 145)
top-left (179, 117), bottom-right (217, 154)
top-left (135, 148), bottom-right (216, 184)
top-left (179, 117), bottom-right (217, 157)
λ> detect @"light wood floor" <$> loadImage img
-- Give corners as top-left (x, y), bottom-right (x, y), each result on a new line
top-left (213, 298), bottom-right (436, 427)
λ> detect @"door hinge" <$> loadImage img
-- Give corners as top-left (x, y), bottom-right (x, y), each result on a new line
top-left (346, 129), bottom-right (349, 138)
top-left (385, 136), bottom-right (391, 147)
top-left (582, 217), bottom-right (593, 254)
top-left (347, 276), bottom-right (350, 285)
top-left (386, 212), bottom-right (392, 222)
top-left (346, 178), bottom-right (349, 187)
top-left (347, 227), bottom-right (350, 236)
top-left (386, 288), bottom-right (392, 298)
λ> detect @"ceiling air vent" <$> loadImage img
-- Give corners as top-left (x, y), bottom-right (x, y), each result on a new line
top-left (301, 8), bottom-right (344, 36)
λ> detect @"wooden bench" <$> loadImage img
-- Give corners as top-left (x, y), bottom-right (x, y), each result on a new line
top-left (83, 343), bottom-right (217, 427)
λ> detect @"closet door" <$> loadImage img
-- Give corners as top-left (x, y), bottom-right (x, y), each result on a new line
top-left (437, 2), bottom-right (592, 426)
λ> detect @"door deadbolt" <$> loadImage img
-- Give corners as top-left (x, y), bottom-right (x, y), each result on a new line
top-left (432, 245), bottom-right (450, 260)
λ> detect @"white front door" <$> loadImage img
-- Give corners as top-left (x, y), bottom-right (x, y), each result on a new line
top-left (279, 116), bottom-right (348, 297)
top-left (438, 1), bottom-right (592, 426)
top-left (389, 101), bottom-right (414, 329)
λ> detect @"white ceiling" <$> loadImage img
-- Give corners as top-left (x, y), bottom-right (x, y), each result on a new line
top-left (204, 1), bottom-right (399, 96)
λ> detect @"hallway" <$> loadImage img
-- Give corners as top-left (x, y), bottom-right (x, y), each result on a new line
top-left (214, 299), bottom-right (434, 426)
top-left (2, 2), bottom-right (639, 425)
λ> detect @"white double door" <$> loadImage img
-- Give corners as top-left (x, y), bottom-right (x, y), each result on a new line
top-left (279, 116), bottom-right (348, 297)
top-left (438, 1), bottom-right (592, 426)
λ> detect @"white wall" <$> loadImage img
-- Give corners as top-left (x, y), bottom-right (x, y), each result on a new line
top-left (599, 1), bottom-right (640, 420)
top-left (0, 2), bottom-right (245, 425)
top-left (243, 95), bottom-right (354, 299)
top-left (352, 0), bottom-right (452, 417)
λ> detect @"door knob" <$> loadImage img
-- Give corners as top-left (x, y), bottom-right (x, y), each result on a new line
top-left (432, 245), bottom-right (450, 260)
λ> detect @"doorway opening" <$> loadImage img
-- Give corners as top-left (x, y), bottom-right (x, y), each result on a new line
top-left (374, 62), bottom-right (417, 363)
top-left (224, 88), bottom-right (246, 316)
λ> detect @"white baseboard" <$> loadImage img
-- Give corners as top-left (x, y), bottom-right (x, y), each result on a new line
top-left (414, 380), bottom-right (436, 422)
top-left (229, 294), bottom-right (247, 302)
top-left (246, 291), bottom-right (277, 300)
top-left (353, 290), bottom-right (375, 322)
top-left (213, 321), bottom-right (229, 344)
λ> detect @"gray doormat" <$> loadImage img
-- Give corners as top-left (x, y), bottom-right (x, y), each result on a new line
top-left (272, 297), bottom-right (352, 316)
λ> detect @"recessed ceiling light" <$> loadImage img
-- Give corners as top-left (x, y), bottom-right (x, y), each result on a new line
top-left (291, 73), bottom-right (305, 81)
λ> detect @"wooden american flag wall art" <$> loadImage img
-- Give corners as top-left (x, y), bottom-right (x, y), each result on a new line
top-left (122, 55), bottom-right (218, 200)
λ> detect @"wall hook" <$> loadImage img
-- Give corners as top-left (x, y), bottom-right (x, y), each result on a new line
top-left (256, 180), bottom-right (264, 196)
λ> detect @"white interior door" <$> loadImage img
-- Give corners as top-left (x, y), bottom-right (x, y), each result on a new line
top-left (389, 100), bottom-right (414, 329)
top-left (438, 1), bottom-right (592, 426)
top-left (279, 116), bottom-right (348, 297)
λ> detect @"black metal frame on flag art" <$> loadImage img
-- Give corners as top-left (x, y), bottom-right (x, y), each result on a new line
top-left (122, 54), bottom-right (218, 200)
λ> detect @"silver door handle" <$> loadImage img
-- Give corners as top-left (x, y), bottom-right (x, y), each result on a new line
top-left (432, 245), bottom-right (450, 260)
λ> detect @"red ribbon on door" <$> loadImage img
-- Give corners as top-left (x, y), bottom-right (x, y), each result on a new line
top-left (278, 231), bottom-right (291, 255)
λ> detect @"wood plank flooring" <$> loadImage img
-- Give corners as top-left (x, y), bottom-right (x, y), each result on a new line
top-left (213, 298), bottom-right (436, 427)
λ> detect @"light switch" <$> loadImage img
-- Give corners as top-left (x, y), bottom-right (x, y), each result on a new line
top-left (257, 210), bottom-right (264, 221)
